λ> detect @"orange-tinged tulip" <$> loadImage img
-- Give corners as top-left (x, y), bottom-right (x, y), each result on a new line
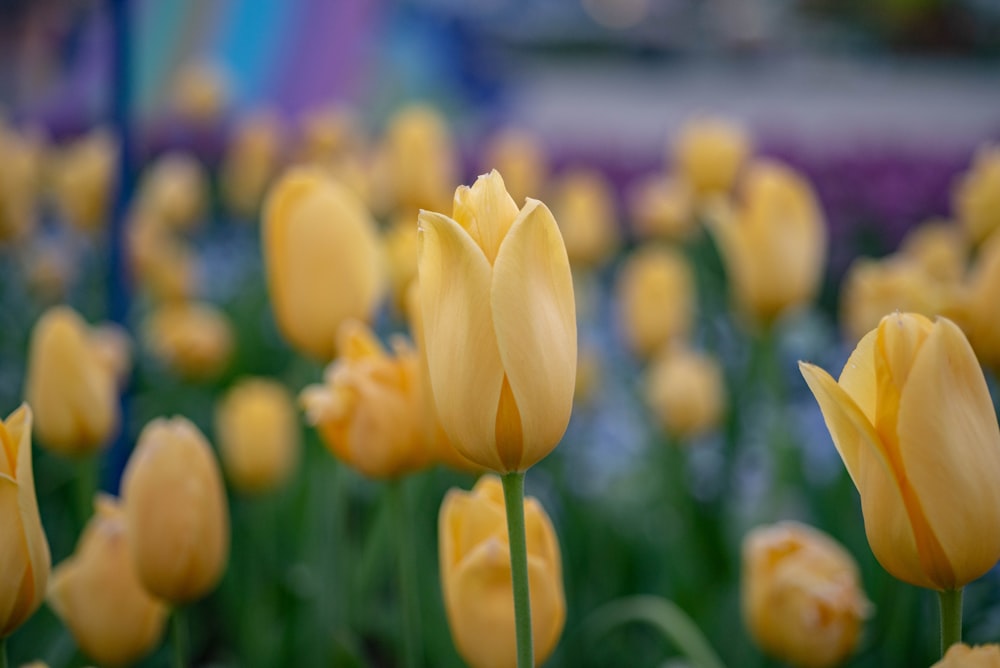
top-left (25, 306), bottom-right (121, 456)
top-left (134, 153), bottom-right (208, 233)
top-left (933, 643), bottom-right (1000, 667)
top-left (673, 117), bottom-right (750, 196)
top-left (711, 160), bottom-right (827, 324)
top-left (222, 110), bottom-right (284, 218)
top-left (954, 144), bottom-right (1000, 245)
top-left (646, 346), bottom-right (725, 440)
top-left (301, 321), bottom-right (430, 479)
top-left (742, 521), bottom-right (870, 668)
top-left (615, 245), bottom-right (694, 359)
top-left (800, 313), bottom-right (1000, 590)
top-left (122, 417), bottom-right (229, 603)
top-left (263, 167), bottom-right (384, 360)
top-left (551, 169), bottom-right (620, 268)
top-left (627, 174), bottom-right (695, 241)
top-left (49, 128), bottom-right (117, 234)
top-left (439, 476), bottom-right (564, 668)
top-left (482, 128), bottom-right (548, 206)
top-left (0, 405), bottom-right (50, 638)
top-left (142, 302), bottom-right (233, 380)
top-left (216, 378), bottom-right (300, 493)
top-left (418, 170), bottom-right (577, 473)
top-left (48, 495), bottom-right (168, 666)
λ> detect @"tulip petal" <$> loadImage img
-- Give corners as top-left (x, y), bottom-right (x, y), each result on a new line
top-left (799, 363), bottom-right (931, 588)
top-left (8, 406), bottom-right (49, 624)
top-left (837, 328), bottom-right (878, 423)
top-left (491, 200), bottom-right (577, 470)
top-left (897, 318), bottom-right (1000, 588)
top-left (0, 474), bottom-right (30, 635)
top-left (418, 211), bottom-right (506, 472)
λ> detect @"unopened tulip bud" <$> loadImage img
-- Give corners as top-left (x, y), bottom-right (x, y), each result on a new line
top-left (646, 346), bottom-right (725, 440)
top-left (953, 233), bottom-right (1000, 370)
top-left (673, 117), bottom-right (750, 196)
top-left (122, 417), bottom-right (229, 603)
top-left (627, 174), bottom-right (695, 241)
top-left (222, 110), bottom-right (284, 218)
top-left (48, 495), bottom-right (168, 666)
top-left (482, 128), bottom-right (548, 205)
top-left (142, 302), bottom-right (233, 380)
top-left (383, 215), bottom-right (419, 313)
top-left (933, 643), bottom-right (1000, 667)
top-left (898, 220), bottom-right (967, 284)
top-left (49, 128), bottom-right (117, 234)
top-left (439, 476), bottom-right (565, 668)
top-left (552, 169), bottom-right (620, 269)
top-left (954, 144), bottom-right (1000, 245)
top-left (0, 125), bottom-right (45, 242)
top-left (382, 104), bottom-right (458, 212)
top-left (127, 213), bottom-right (199, 302)
top-left (170, 61), bottom-right (229, 125)
top-left (615, 245), bottom-right (694, 359)
top-left (134, 153), bottom-right (208, 233)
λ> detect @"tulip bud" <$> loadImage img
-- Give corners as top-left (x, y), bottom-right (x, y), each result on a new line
top-left (952, 233), bottom-right (1000, 370)
top-left (418, 170), bottom-right (577, 473)
top-left (142, 302), bottom-right (233, 380)
top-left (134, 153), bottom-right (208, 233)
top-left (49, 128), bottom-right (117, 234)
top-left (170, 61), bottom-right (229, 125)
top-left (122, 417), bottom-right (229, 603)
top-left (800, 313), bottom-right (1000, 590)
top-left (954, 144), bottom-right (1000, 245)
top-left (127, 213), bottom-right (200, 302)
top-left (216, 378), bottom-right (300, 493)
top-left (439, 476), bottom-right (565, 668)
top-left (0, 125), bottom-right (45, 242)
top-left (615, 245), bottom-right (694, 359)
top-left (48, 495), bottom-right (168, 666)
top-left (933, 643), bottom-right (1000, 667)
top-left (25, 306), bottom-right (122, 456)
top-left (742, 521), bottom-right (871, 668)
top-left (301, 321), bottom-right (431, 479)
top-left (627, 174), bottom-right (695, 242)
top-left (482, 128), bottom-right (548, 206)
top-left (898, 220), bottom-right (967, 284)
top-left (295, 106), bottom-right (364, 167)
top-left (645, 346), bottom-right (726, 440)
top-left (383, 215), bottom-right (420, 314)
top-left (222, 110), bottom-right (284, 218)
top-left (551, 169), bottom-right (620, 269)
top-left (711, 160), bottom-right (827, 325)
top-left (262, 167), bottom-right (384, 360)
top-left (21, 241), bottom-right (74, 302)
top-left (381, 104), bottom-right (457, 213)
top-left (673, 117), bottom-right (750, 196)
top-left (0, 405), bottom-right (51, 638)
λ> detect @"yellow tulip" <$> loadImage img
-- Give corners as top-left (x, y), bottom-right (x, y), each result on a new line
top-left (673, 116), bottom-right (751, 196)
top-left (800, 313), bottom-right (1000, 590)
top-left (933, 643), bottom-right (1000, 667)
top-left (48, 495), bottom-right (168, 667)
top-left (49, 128), bottom-right (117, 234)
top-left (301, 320), bottom-right (431, 479)
top-left (482, 128), bottom-right (548, 205)
top-left (127, 212), bottom-right (199, 302)
top-left (439, 476), bottom-right (564, 668)
top-left (954, 144), bottom-right (1000, 245)
top-left (22, 241), bottom-right (74, 302)
top-left (614, 245), bottom-right (694, 359)
top-left (216, 378), bottom-right (300, 493)
top-left (25, 306), bottom-right (121, 456)
top-left (122, 417), bottom-right (229, 603)
top-left (170, 61), bottom-right (229, 125)
top-left (142, 302), bottom-right (233, 380)
top-left (551, 169), bottom-right (620, 268)
top-left (262, 167), bottom-right (384, 360)
top-left (953, 233), bottom-right (1000, 370)
top-left (627, 174), bottom-right (695, 242)
top-left (295, 105), bottom-right (364, 167)
top-left (417, 170), bottom-right (577, 473)
top-left (381, 104), bottom-right (457, 213)
top-left (383, 215), bottom-right (420, 313)
top-left (0, 124), bottom-right (45, 243)
top-left (222, 110), bottom-right (285, 218)
top-left (0, 405), bottom-right (50, 638)
top-left (898, 220), bottom-right (968, 284)
top-left (645, 346), bottom-right (725, 440)
top-left (742, 521), bottom-right (870, 668)
top-left (711, 160), bottom-right (827, 324)
top-left (134, 153), bottom-right (208, 233)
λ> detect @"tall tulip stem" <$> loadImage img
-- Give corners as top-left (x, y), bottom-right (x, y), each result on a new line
top-left (938, 588), bottom-right (963, 655)
top-left (502, 471), bottom-right (534, 668)
top-left (172, 607), bottom-right (187, 668)
top-left (0, 636), bottom-right (7, 668)
top-left (390, 479), bottom-right (422, 668)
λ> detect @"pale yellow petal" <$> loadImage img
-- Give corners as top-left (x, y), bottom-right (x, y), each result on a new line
top-left (491, 200), bottom-right (577, 470)
top-left (837, 328), bottom-right (878, 422)
top-left (418, 211), bottom-right (505, 472)
top-left (452, 170), bottom-right (520, 264)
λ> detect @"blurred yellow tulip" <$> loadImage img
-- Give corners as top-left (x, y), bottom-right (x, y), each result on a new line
top-left (0, 405), bottom-right (50, 638)
top-left (142, 302), bottom-right (233, 380)
top-left (216, 378), bottom-right (300, 493)
top-left (222, 110), bottom-right (285, 218)
top-left (954, 144), bottom-right (1000, 245)
top-left (418, 170), bottom-right (577, 473)
top-left (898, 220), bottom-right (967, 284)
top-left (933, 643), bottom-right (1000, 667)
top-left (615, 245), bottom-right (694, 359)
top-left (742, 521), bottom-right (870, 668)
top-left (627, 174), bottom-right (695, 242)
top-left (645, 346), bottom-right (726, 441)
top-left (711, 160), bottom-right (827, 325)
top-left (800, 313), bottom-right (1000, 590)
top-left (48, 495), bottom-right (168, 667)
top-left (25, 306), bottom-right (122, 456)
top-left (301, 321), bottom-right (430, 479)
top-left (552, 169), bottom-right (620, 268)
top-left (21, 241), bottom-right (74, 302)
top-left (170, 61), bottom-right (229, 125)
top-left (127, 213), bottom-right (199, 302)
top-left (482, 128), bottom-right (548, 205)
top-left (263, 167), bottom-right (384, 360)
top-left (673, 117), bottom-right (750, 196)
top-left (122, 417), bottom-right (229, 603)
top-left (381, 104), bottom-right (457, 212)
top-left (0, 124), bottom-right (45, 242)
top-left (134, 153), bottom-right (208, 233)
top-left (49, 128), bottom-right (117, 234)
top-left (295, 105), bottom-right (364, 167)
top-left (952, 234), bottom-right (1000, 370)
top-left (439, 476), bottom-right (565, 668)
top-left (383, 215), bottom-right (420, 313)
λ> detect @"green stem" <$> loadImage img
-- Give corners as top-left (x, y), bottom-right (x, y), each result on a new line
top-left (0, 636), bottom-right (8, 668)
top-left (502, 471), bottom-right (533, 668)
top-left (172, 607), bottom-right (187, 668)
top-left (75, 455), bottom-right (98, 530)
top-left (938, 588), bottom-right (963, 656)
top-left (390, 479), bottom-right (422, 668)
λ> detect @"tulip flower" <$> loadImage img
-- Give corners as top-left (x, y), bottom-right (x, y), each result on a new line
top-left (142, 302), bottom-right (233, 380)
top-left (711, 160), bottom-right (827, 325)
top-left (383, 215), bottom-right (420, 313)
top-left (134, 153), bottom-right (208, 233)
top-left (953, 144), bottom-right (1000, 245)
top-left (898, 221), bottom-right (968, 284)
top-left (221, 110), bottom-right (285, 218)
top-left (295, 105), bottom-right (364, 167)
top-left (263, 167), bottom-right (384, 360)
top-left (381, 104), bottom-right (458, 213)
top-left (615, 245), bottom-right (694, 360)
top-left (122, 417), bottom-right (229, 603)
top-left (216, 378), bottom-right (300, 493)
top-left (301, 320), bottom-right (431, 479)
top-left (439, 476), bottom-right (565, 668)
top-left (127, 213), bottom-right (199, 302)
top-left (0, 124), bottom-right (45, 243)
top-left (952, 234), bottom-right (1000, 370)
top-left (627, 174), bottom-right (695, 242)
top-left (645, 346), bottom-right (726, 441)
top-left (417, 170), bottom-right (576, 473)
top-left (799, 313), bottom-right (1000, 592)
top-left (0, 405), bottom-right (50, 638)
top-left (170, 61), bottom-right (229, 125)
top-left (551, 169), bottom-right (620, 269)
top-left (49, 128), bottom-right (117, 234)
top-left (48, 495), bottom-right (168, 667)
top-left (933, 643), bottom-right (1000, 667)
top-left (482, 128), bottom-right (548, 205)
top-left (742, 522), bottom-right (870, 668)
top-left (672, 116), bottom-right (750, 196)
top-left (25, 306), bottom-right (122, 456)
